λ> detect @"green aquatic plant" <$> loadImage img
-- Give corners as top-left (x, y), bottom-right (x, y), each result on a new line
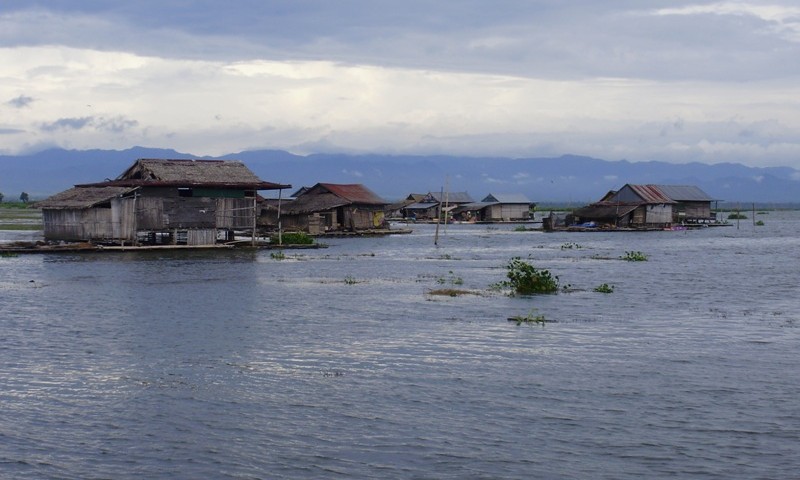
top-left (270, 250), bottom-right (286, 260)
top-left (508, 308), bottom-right (547, 326)
top-left (593, 283), bottom-right (614, 293)
top-left (495, 257), bottom-right (559, 295)
top-left (621, 251), bottom-right (648, 262)
top-left (344, 275), bottom-right (358, 285)
top-left (755, 220), bottom-right (765, 226)
top-left (560, 242), bottom-right (582, 250)
top-left (271, 231), bottom-right (314, 245)
top-left (727, 213), bottom-right (747, 220)
top-left (437, 270), bottom-right (464, 285)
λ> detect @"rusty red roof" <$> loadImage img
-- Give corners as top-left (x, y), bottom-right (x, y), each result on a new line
top-left (308, 183), bottom-right (387, 205)
top-left (626, 184), bottom-right (675, 204)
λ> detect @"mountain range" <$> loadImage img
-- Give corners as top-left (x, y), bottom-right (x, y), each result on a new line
top-left (1, 147), bottom-right (798, 204)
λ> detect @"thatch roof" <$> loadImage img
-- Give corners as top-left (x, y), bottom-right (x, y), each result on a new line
top-left (304, 183), bottom-right (387, 205)
top-left (79, 159), bottom-right (289, 190)
top-left (572, 203), bottom-right (638, 220)
top-left (283, 183), bottom-right (387, 214)
top-left (36, 186), bottom-right (136, 210)
top-left (282, 193), bottom-right (351, 214)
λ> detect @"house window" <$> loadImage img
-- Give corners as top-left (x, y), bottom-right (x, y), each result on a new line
top-left (178, 188), bottom-right (193, 197)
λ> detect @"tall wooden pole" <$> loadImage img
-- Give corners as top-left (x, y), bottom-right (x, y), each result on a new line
top-left (252, 192), bottom-right (257, 247)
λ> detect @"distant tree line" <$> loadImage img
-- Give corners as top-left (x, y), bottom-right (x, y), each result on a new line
top-left (0, 192), bottom-right (31, 203)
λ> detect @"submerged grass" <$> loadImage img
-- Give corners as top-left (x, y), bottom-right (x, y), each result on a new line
top-left (508, 308), bottom-right (548, 326)
top-left (427, 288), bottom-right (480, 297)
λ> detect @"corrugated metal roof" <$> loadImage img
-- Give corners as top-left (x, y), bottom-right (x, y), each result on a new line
top-left (573, 203), bottom-right (638, 219)
top-left (36, 186), bottom-right (136, 210)
top-left (428, 191), bottom-right (474, 203)
top-left (313, 183), bottom-right (387, 205)
top-left (653, 185), bottom-right (715, 201)
top-left (619, 184), bottom-right (714, 204)
top-left (404, 202), bottom-right (439, 210)
top-left (482, 193), bottom-right (532, 204)
top-left (626, 184), bottom-right (676, 204)
top-left (454, 202), bottom-right (494, 211)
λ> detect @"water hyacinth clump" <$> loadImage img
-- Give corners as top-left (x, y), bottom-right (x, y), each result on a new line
top-left (271, 231), bottom-right (314, 245)
top-left (594, 283), bottom-right (615, 293)
top-left (621, 251), bottom-right (648, 262)
top-left (496, 257), bottom-right (560, 295)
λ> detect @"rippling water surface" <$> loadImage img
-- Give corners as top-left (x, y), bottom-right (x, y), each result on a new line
top-left (2, 213), bottom-right (799, 479)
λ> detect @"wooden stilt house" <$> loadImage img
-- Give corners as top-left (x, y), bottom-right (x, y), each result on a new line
top-left (37, 159), bottom-right (289, 245)
top-left (278, 183), bottom-right (388, 234)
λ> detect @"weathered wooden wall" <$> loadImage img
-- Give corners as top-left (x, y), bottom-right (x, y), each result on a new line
top-left (187, 229), bottom-right (217, 246)
top-left (644, 204), bottom-right (673, 225)
top-left (42, 208), bottom-right (116, 241)
top-left (486, 204), bottom-right (529, 221)
top-left (216, 198), bottom-right (254, 229)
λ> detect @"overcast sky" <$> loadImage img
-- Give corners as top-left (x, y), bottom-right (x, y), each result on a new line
top-left (2, 1), bottom-right (800, 168)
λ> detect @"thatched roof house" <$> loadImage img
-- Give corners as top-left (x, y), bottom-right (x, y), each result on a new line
top-left (278, 183), bottom-right (389, 234)
top-left (38, 159), bottom-right (289, 245)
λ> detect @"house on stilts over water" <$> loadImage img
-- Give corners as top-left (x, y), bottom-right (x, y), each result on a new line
top-left (557, 184), bottom-right (718, 230)
top-left (37, 159), bottom-right (290, 246)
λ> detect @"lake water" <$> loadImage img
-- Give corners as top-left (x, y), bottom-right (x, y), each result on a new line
top-left (2, 213), bottom-right (799, 479)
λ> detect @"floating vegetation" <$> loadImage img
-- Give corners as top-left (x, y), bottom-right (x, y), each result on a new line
top-left (621, 251), bottom-right (648, 262)
top-left (271, 231), bottom-right (314, 245)
top-left (1, 251), bottom-right (20, 258)
top-left (270, 251), bottom-right (286, 260)
top-left (755, 220), bottom-right (765, 226)
top-left (727, 213), bottom-right (747, 220)
top-left (593, 283), bottom-right (615, 293)
top-left (437, 270), bottom-right (464, 285)
top-left (508, 308), bottom-right (548, 326)
top-left (427, 288), bottom-right (479, 297)
top-left (560, 242), bottom-right (582, 250)
top-left (494, 257), bottom-right (559, 295)
top-left (343, 275), bottom-right (359, 285)
top-left (513, 225), bottom-right (528, 232)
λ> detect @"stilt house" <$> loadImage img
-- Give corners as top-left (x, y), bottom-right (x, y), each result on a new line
top-left (570, 184), bottom-right (716, 228)
top-left (278, 183), bottom-right (388, 234)
top-left (452, 193), bottom-right (534, 222)
top-left (403, 191), bottom-right (474, 221)
top-left (37, 159), bottom-right (289, 245)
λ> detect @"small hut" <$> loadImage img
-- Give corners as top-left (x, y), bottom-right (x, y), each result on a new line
top-left (452, 193), bottom-right (534, 222)
top-left (403, 191), bottom-right (474, 221)
top-left (278, 183), bottom-right (388, 234)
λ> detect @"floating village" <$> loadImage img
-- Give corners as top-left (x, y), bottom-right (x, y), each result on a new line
top-left (1, 158), bottom-right (730, 253)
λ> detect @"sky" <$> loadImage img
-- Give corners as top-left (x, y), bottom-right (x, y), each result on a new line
top-left (2, 1), bottom-right (800, 169)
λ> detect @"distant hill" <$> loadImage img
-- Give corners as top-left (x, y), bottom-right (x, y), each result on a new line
top-left (1, 147), bottom-right (798, 204)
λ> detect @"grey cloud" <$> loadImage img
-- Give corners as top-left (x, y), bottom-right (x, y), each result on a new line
top-left (39, 115), bottom-right (138, 133)
top-left (40, 117), bottom-right (94, 132)
top-left (95, 116), bottom-right (139, 133)
top-left (8, 95), bottom-right (34, 108)
top-left (0, 127), bottom-right (25, 134)
top-left (4, 1), bottom-right (800, 82)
